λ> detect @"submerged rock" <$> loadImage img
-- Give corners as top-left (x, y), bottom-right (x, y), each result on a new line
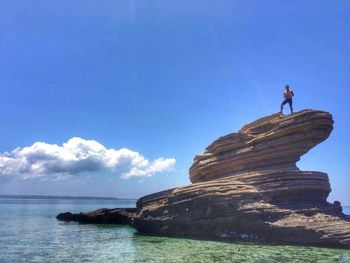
top-left (132, 110), bottom-right (350, 248)
top-left (56, 208), bottom-right (136, 224)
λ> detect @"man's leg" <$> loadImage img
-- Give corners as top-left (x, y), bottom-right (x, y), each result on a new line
top-left (288, 99), bottom-right (293, 114)
top-left (280, 99), bottom-right (287, 114)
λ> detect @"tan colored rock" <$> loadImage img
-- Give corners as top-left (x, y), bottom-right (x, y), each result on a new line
top-left (132, 110), bottom-right (350, 248)
top-left (134, 176), bottom-right (350, 247)
top-left (190, 110), bottom-right (333, 183)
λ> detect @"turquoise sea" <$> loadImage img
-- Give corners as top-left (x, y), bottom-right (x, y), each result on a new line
top-left (0, 196), bottom-right (349, 263)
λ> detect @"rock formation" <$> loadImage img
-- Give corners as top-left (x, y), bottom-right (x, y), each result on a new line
top-left (57, 208), bottom-right (136, 224)
top-left (56, 110), bottom-right (350, 248)
top-left (132, 110), bottom-right (350, 248)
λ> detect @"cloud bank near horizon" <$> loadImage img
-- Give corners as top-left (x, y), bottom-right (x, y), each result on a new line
top-left (0, 137), bottom-right (176, 180)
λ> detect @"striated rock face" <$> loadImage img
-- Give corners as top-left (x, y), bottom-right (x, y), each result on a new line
top-left (133, 110), bottom-right (350, 248)
top-left (190, 110), bottom-right (333, 183)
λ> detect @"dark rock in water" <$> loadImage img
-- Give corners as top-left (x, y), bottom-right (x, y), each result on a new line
top-left (333, 201), bottom-right (343, 214)
top-left (56, 208), bottom-right (136, 224)
top-left (56, 212), bottom-right (81, 221)
top-left (132, 110), bottom-right (350, 248)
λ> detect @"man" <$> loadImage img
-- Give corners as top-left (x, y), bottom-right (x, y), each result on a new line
top-left (280, 85), bottom-right (294, 115)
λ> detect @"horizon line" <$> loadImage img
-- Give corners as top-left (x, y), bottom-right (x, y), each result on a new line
top-left (0, 194), bottom-right (137, 200)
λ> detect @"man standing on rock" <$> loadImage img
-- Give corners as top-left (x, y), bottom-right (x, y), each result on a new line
top-left (280, 85), bottom-right (294, 115)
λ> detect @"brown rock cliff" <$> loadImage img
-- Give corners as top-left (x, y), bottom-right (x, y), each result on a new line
top-left (132, 110), bottom-right (350, 248)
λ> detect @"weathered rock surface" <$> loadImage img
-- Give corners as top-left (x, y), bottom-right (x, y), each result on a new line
top-left (132, 110), bottom-right (350, 248)
top-left (56, 208), bottom-right (136, 224)
top-left (190, 110), bottom-right (333, 183)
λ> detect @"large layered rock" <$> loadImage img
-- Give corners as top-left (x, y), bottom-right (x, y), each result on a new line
top-left (190, 110), bottom-right (333, 183)
top-left (132, 110), bottom-right (350, 248)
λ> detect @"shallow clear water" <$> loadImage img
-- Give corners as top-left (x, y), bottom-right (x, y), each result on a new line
top-left (0, 197), bottom-right (349, 263)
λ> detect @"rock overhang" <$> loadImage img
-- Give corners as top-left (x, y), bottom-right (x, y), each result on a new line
top-left (190, 110), bottom-right (334, 183)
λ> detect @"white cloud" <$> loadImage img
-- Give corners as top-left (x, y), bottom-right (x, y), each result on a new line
top-left (0, 137), bottom-right (176, 180)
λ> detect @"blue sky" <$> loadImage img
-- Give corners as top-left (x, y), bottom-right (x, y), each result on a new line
top-left (0, 1), bottom-right (349, 203)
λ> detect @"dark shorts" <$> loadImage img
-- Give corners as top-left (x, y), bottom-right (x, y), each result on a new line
top-left (282, 98), bottom-right (293, 107)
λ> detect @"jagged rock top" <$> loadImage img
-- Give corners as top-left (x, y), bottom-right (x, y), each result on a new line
top-left (190, 110), bottom-right (333, 183)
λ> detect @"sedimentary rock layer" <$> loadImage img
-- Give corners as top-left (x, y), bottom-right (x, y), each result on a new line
top-left (190, 110), bottom-right (333, 183)
top-left (132, 110), bottom-right (350, 248)
top-left (133, 176), bottom-right (350, 247)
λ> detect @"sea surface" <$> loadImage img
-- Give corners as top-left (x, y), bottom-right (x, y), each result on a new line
top-left (0, 196), bottom-right (349, 263)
